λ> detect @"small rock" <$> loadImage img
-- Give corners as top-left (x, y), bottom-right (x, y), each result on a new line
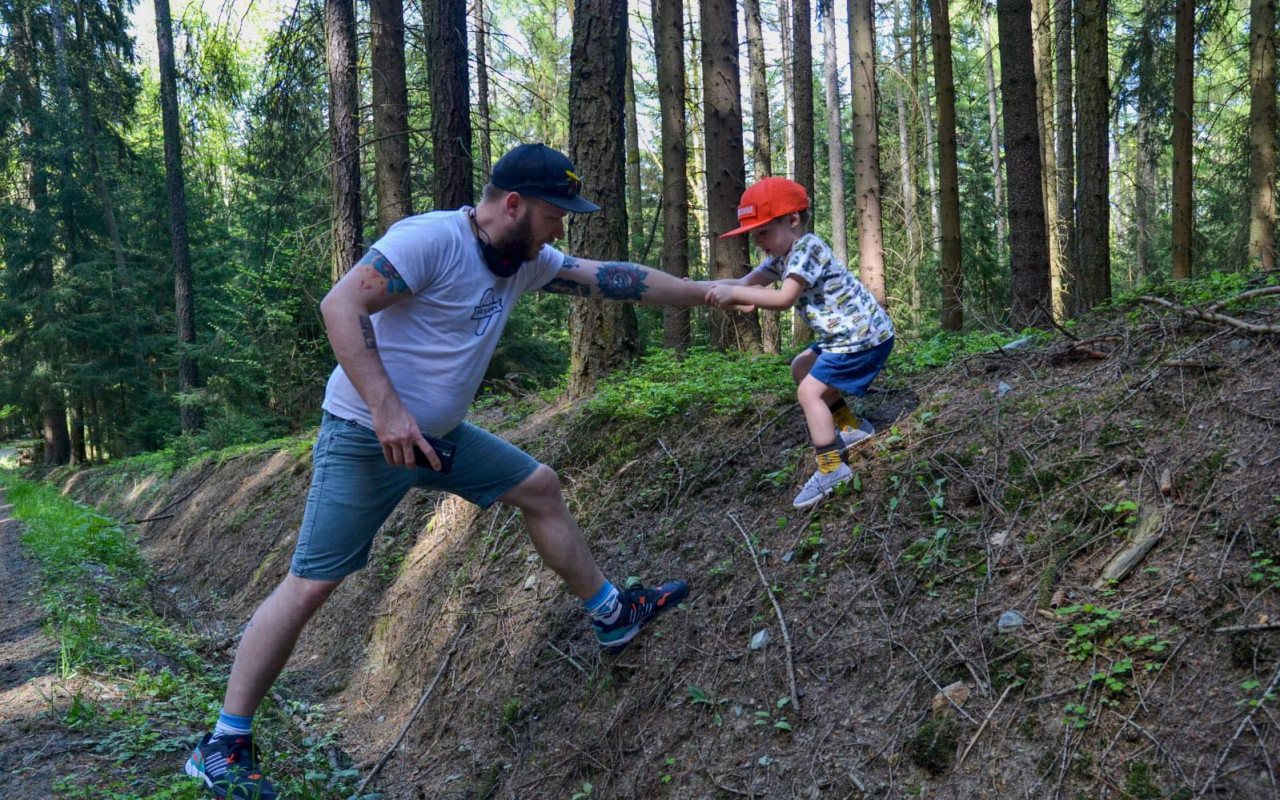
top-left (758, 755), bottom-right (773, 766)
top-left (990, 530), bottom-right (1010, 547)
top-left (1001, 336), bottom-right (1033, 351)
top-left (1160, 468), bottom-right (1174, 496)
top-left (782, 550), bottom-right (794, 563)
top-left (525, 553), bottom-right (538, 563)
top-left (1230, 338), bottom-right (1252, 354)
top-left (997, 610), bottom-right (1026, 633)
top-left (997, 381), bottom-right (1013, 397)
top-left (523, 574), bottom-right (537, 591)
top-left (750, 629), bottom-right (772, 650)
top-left (931, 681), bottom-right (971, 716)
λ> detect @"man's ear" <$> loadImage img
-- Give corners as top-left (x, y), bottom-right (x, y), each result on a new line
top-left (502, 191), bottom-right (524, 219)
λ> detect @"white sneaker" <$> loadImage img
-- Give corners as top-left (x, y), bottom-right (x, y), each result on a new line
top-left (839, 419), bottom-right (876, 454)
top-left (793, 462), bottom-right (853, 510)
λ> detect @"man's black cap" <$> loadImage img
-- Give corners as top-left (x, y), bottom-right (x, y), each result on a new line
top-left (490, 143), bottom-right (601, 213)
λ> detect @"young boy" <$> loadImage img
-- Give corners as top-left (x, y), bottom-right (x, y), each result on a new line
top-left (706, 177), bottom-right (894, 510)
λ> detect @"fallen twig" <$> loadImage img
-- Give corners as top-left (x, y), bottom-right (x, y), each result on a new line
top-left (728, 511), bottom-right (800, 717)
top-left (352, 621), bottom-right (469, 798)
top-left (956, 683), bottom-right (1015, 767)
top-left (1196, 658), bottom-right (1280, 798)
top-left (1213, 622), bottom-right (1280, 634)
top-left (1138, 294), bottom-right (1280, 334)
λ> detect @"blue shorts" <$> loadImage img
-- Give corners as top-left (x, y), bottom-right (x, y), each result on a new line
top-left (289, 412), bottom-right (540, 580)
top-left (808, 337), bottom-right (894, 396)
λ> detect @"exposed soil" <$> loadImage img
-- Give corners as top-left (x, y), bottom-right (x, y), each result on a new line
top-left (14, 292), bottom-right (1280, 799)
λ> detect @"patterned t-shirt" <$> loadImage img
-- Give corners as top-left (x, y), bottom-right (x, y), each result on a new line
top-left (757, 233), bottom-right (894, 354)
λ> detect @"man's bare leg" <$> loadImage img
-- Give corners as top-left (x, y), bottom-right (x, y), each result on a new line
top-left (498, 465), bottom-right (605, 599)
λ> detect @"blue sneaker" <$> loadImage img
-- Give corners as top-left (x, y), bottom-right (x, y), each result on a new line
top-left (839, 418), bottom-right (876, 454)
top-left (185, 733), bottom-right (278, 800)
top-left (593, 580), bottom-right (689, 653)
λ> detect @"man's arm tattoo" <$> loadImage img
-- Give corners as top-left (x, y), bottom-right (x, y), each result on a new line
top-left (596, 262), bottom-right (649, 302)
top-left (356, 249), bottom-right (408, 295)
top-left (561, 255), bottom-right (581, 270)
top-left (541, 277), bottom-right (592, 296)
top-left (359, 314), bottom-right (378, 350)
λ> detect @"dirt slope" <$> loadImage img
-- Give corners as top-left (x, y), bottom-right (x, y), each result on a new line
top-left (58, 302), bottom-right (1280, 799)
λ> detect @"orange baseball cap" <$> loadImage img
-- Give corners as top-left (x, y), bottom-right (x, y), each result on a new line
top-left (719, 177), bottom-right (810, 238)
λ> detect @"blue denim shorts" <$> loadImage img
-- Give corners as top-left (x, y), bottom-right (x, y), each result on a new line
top-left (808, 337), bottom-right (894, 396)
top-left (289, 412), bottom-right (541, 580)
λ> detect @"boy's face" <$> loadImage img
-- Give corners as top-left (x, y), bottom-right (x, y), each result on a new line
top-left (750, 213), bottom-right (802, 257)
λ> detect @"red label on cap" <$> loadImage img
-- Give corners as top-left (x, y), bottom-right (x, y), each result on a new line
top-left (737, 205), bottom-right (755, 219)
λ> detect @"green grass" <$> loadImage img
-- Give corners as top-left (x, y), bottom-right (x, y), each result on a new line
top-left (0, 476), bottom-right (361, 799)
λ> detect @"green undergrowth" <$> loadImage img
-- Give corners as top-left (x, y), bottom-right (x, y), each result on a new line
top-left (0, 477), bottom-right (363, 800)
top-left (1113, 267), bottom-right (1280, 308)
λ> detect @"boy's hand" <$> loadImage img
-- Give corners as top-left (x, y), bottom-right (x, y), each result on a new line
top-left (705, 283), bottom-right (739, 309)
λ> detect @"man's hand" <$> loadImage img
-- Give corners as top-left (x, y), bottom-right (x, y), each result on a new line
top-left (370, 396), bottom-right (437, 470)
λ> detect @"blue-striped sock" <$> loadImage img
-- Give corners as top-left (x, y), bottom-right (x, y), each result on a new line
top-left (584, 580), bottom-right (620, 624)
top-left (213, 710), bottom-right (253, 739)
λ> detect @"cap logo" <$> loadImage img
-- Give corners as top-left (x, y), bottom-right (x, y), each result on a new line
top-left (737, 204), bottom-right (756, 220)
top-left (565, 169), bottom-right (580, 198)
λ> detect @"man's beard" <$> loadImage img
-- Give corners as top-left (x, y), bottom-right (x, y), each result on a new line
top-left (496, 211), bottom-right (541, 264)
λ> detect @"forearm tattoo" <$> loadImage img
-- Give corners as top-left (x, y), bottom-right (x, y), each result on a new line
top-left (596, 262), bottom-right (649, 301)
top-left (357, 249), bottom-right (408, 295)
top-left (561, 255), bottom-right (581, 270)
top-left (359, 314), bottom-right (377, 350)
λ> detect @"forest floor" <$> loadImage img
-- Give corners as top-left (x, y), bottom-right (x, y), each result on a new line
top-left (2, 275), bottom-right (1280, 800)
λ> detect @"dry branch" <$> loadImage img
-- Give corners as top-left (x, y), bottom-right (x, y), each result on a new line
top-left (1093, 507), bottom-right (1166, 589)
top-left (728, 511), bottom-right (800, 716)
top-left (1137, 294), bottom-right (1280, 334)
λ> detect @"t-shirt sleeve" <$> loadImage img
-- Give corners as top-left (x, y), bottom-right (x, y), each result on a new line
top-left (366, 216), bottom-right (451, 295)
top-left (524, 245), bottom-right (568, 293)
top-left (780, 235), bottom-right (826, 287)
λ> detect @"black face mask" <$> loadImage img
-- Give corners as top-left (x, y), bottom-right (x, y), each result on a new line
top-left (477, 238), bottom-right (522, 278)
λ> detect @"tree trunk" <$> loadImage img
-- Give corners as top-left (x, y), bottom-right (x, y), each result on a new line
top-left (1135, 91), bottom-right (1156, 284)
top-left (156, 0), bottom-right (200, 431)
top-left (1031, 0), bottom-right (1065, 320)
top-left (921, 2), bottom-right (941, 258)
top-left (793, 0), bottom-right (816, 344)
top-left (825, 0), bottom-right (849, 268)
top-left (325, 0), bottom-right (362, 281)
top-left (848, 0), bottom-right (886, 304)
top-left (781, 0), bottom-right (795, 177)
top-left (979, 15), bottom-right (1007, 268)
top-left (999, 0), bottom-right (1052, 327)
top-left (703, 0), bottom-right (762, 351)
top-left (426, 0), bottom-right (473, 209)
top-left (1055, 0), bottom-right (1076, 311)
top-left (654, 0), bottom-right (691, 350)
top-left (371, 0), bottom-right (411, 236)
top-left (625, 33), bottom-right (644, 244)
top-left (1249, 0), bottom-right (1276, 271)
top-left (746, 0), bottom-right (781, 352)
top-left (567, 0), bottom-right (639, 396)
top-left (1170, 0), bottom-right (1192, 281)
top-left (476, 0), bottom-right (493, 181)
top-left (1075, 0), bottom-right (1110, 307)
top-left (895, 0), bottom-right (920, 330)
top-left (930, 0), bottom-right (964, 330)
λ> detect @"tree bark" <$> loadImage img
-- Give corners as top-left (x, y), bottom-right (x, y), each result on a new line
top-left (426, 0), bottom-right (474, 209)
top-left (1135, 88), bottom-right (1156, 284)
top-left (895, 0), bottom-right (921, 330)
top-left (1249, 0), bottom-right (1276, 271)
top-left (793, 0), bottom-right (816, 344)
top-left (653, 0), bottom-right (691, 350)
top-left (325, 0), bottom-right (362, 281)
top-left (156, 0), bottom-right (200, 431)
top-left (1055, 0), bottom-right (1076, 312)
top-left (825, 0), bottom-right (848, 268)
top-left (625, 32), bottom-right (644, 244)
top-left (372, 0), bottom-right (412, 236)
top-left (476, 0), bottom-right (493, 181)
top-left (999, 0), bottom-right (1052, 327)
top-left (703, 0), bottom-right (762, 350)
top-left (849, 0), bottom-right (885, 305)
top-left (780, 0), bottom-right (796, 178)
top-left (978, 15), bottom-right (1007, 268)
top-left (1170, 0), bottom-right (1192, 281)
top-left (568, 0), bottom-right (639, 396)
top-left (1074, 0), bottom-right (1110, 307)
top-left (920, 0), bottom-right (941, 257)
top-left (746, 0), bottom-right (781, 352)
top-left (930, 0), bottom-right (964, 330)
top-left (1031, 0), bottom-right (1065, 319)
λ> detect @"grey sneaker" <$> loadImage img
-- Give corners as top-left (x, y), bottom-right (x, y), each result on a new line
top-left (793, 462), bottom-right (853, 510)
top-left (839, 419), bottom-right (876, 454)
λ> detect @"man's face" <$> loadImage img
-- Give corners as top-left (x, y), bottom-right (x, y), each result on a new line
top-left (502, 197), bottom-right (569, 263)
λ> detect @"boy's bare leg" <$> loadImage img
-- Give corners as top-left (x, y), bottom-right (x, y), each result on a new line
top-left (797, 375), bottom-right (838, 446)
top-left (499, 465), bottom-right (606, 600)
top-left (222, 575), bottom-right (342, 716)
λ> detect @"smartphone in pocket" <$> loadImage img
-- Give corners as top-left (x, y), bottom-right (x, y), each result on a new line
top-left (413, 434), bottom-right (457, 474)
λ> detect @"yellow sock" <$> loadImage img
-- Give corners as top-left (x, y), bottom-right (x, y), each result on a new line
top-left (829, 400), bottom-right (857, 430)
top-left (815, 448), bottom-right (843, 474)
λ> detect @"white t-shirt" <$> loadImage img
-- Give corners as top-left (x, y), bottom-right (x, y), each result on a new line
top-left (322, 208), bottom-right (564, 435)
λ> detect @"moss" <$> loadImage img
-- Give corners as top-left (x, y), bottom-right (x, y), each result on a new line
top-left (906, 717), bottom-right (960, 776)
top-left (1124, 761), bottom-right (1163, 800)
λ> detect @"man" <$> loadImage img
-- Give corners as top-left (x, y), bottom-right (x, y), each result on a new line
top-left (185, 144), bottom-right (706, 799)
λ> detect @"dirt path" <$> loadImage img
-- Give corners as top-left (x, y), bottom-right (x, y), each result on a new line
top-left (0, 491), bottom-right (81, 799)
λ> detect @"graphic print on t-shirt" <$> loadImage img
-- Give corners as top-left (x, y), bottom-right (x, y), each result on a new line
top-left (471, 288), bottom-right (504, 335)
